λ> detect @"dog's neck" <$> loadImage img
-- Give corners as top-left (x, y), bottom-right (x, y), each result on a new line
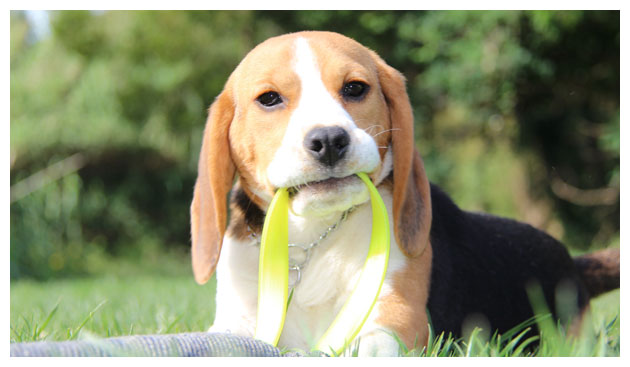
top-left (252, 205), bottom-right (357, 287)
top-left (226, 185), bottom-right (266, 240)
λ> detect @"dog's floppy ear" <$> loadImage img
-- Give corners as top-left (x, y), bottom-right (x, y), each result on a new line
top-left (374, 55), bottom-right (432, 257)
top-left (190, 88), bottom-right (236, 284)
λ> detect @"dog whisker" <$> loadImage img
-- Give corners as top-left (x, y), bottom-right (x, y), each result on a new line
top-left (371, 128), bottom-right (400, 138)
top-left (363, 124), bottom-right (382, 134)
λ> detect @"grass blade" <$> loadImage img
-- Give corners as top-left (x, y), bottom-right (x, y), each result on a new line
top-left (70, 300), bottom-right (107, 340)
top-left (35, 303), bottom-right (59, 340)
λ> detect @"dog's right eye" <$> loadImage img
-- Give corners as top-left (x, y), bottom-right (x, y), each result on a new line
top-left (257, 91), bottom-right (283, 107)
top-left (342, 81), bottom-right (369, 101)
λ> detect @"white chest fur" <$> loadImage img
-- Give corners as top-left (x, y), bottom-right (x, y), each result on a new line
top-left (210, 187), bottom-right (406, 352)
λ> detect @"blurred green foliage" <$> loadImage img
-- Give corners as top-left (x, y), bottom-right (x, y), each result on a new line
top-left (10, 10), bottom-right (619, 280)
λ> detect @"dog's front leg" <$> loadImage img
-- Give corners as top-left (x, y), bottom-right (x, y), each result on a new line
top-left (355, 246), bottom-right (432, 357)
top-left (209, 288), bottom-right (257, 338)
top-left (354, 298), bottom-right (430, 357)
top-left (208, 237), bottom-right (260, 338)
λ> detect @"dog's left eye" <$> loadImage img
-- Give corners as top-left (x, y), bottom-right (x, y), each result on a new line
top-left (342, 81), bottom-right (369, 100)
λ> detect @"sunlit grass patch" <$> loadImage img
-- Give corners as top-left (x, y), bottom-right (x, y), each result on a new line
top-left (10, 275), bottom-right (216, 343)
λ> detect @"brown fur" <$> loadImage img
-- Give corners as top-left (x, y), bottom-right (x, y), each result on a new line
top-left (370, 53), bottom-right (433, 258)
top-left (225, 183), bottom-right (266, 242)
top-left (191, 89), bottom-right (236, 284)
top-left (375, 243), bottom-right (433, 350)
top-left (573, 248), bottom-right (620, 298)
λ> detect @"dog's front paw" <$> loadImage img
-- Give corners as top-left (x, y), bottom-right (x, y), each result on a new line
top-left (355, 329), bottom-right (401, 357)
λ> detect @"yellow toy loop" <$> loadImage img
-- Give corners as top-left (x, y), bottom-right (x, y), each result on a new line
top-left (255, 173), bottom-right (390, 356)
top-left (254, 188), bottom-right (289, 346)
top-left (314, 172), bottom-right (390, 354)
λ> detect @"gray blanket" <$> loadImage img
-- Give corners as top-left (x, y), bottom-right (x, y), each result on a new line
top-left (10, 332), bottom-right (311, 357)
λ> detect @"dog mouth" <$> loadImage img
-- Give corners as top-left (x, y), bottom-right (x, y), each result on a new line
top-left (285, 174), bottom-right (369, 217)
top-left (287, 175), bottom-right (359, 198)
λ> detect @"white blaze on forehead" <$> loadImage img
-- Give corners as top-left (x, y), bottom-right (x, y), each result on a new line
top-left (291, 37), bottom-right (354, 127)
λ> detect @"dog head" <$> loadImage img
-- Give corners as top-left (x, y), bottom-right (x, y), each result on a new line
top-left (191, 31), bottom-right (432, 284)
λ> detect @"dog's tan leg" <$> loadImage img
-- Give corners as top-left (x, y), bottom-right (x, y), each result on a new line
top-left (357, 244), bottom-right (432, 356)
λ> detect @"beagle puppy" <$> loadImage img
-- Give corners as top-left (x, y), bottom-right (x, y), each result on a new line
top-left (190, 31), bottom-right (619, 356)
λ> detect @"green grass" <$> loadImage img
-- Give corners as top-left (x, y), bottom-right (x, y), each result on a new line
top-left (396, 289), bottom-right (620, 357)
top-left (10, 274), bottom-right (619, 357)
top-left (10, 275), bottom-right (216, 343)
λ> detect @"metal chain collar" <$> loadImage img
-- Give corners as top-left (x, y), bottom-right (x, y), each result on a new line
top-left (250, 206), bottom-right (356, 288)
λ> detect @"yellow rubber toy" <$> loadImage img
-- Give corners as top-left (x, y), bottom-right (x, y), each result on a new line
top-left (254, 173), bottom-right (390, 355)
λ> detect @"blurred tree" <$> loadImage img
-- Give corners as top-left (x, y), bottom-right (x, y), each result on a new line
top-left (515, 11), bottom-right (620, 249)
top-left (10, 10), bottom-right (619, 280)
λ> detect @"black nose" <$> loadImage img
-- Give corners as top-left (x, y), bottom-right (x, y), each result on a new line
top-left (303, 126), bottom-right (351, 167)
